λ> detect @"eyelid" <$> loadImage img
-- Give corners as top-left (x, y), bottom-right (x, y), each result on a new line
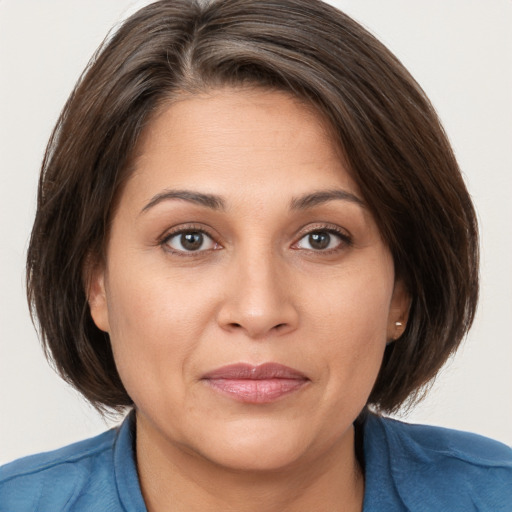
top-left (157, 222), bottom-right (352, 256)
top-left (292, 223), bottom-right (353, 251)
top-left (159, 224), bottom-right (222, 255)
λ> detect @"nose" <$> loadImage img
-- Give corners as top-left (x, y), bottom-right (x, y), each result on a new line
top-left (216, 249), bottom-right (299, 339)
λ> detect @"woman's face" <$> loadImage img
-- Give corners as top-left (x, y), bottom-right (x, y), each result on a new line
top-left (89, 88), bottom-right (408, 471)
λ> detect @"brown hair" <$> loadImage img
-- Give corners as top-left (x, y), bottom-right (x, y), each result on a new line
top-left (27, 0), bottom-right (478, 413)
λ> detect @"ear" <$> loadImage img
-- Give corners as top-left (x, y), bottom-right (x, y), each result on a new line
top-left (84, 257), bottom-right (110, 333)
top-left (386, 278), bottom-right (411, 342)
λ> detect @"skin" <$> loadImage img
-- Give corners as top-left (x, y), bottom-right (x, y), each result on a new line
top-left (88, 88), bottom-right (409, 512)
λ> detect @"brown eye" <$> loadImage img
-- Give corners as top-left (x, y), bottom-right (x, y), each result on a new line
top-left (165, 231), bottom-right (217, 252)
top-left (181, 232), bottom-right (203, 250)
top-left (308, 232), bottom-right (331, 250)
top-left (296, 230), bottom-right (348, 251)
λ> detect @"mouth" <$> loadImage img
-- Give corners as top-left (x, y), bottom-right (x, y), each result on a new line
top-left (201, 363), bottom-right (309, 404)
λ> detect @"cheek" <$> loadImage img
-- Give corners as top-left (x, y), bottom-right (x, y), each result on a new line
top-left (103, 265), bottom-right (219, 400)
top-left (107, 256), bottom-right (217, 333)
top-left (309, 260), bottom-right (393, 343)
top-left (305, 263), bottom-right (393, 399)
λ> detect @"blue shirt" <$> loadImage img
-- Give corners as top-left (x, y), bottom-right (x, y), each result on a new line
top-left (1, 412), bottom-right (511, 511)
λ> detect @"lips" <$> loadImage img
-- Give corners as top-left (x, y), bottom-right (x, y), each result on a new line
top-left (202, 363), bottom-right (309, 404)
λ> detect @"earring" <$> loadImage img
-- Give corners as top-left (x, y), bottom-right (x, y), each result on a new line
top-left (387, 321), bottom-right (404, 346)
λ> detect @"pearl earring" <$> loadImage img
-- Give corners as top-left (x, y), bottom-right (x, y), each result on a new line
top-left (395, 321), bottom-right (403, 327)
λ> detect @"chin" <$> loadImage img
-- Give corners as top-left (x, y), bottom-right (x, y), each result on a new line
top-left (204, 438), bottom-right (307, 472)
top-left (186, 418), bottom-right (329, 473)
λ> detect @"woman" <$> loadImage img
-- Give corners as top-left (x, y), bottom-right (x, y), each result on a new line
top-left (1, 0), bottom-right (510, 510)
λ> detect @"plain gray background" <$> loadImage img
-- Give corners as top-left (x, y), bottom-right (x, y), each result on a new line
top-left (1, 0), bottom-right (511, 464)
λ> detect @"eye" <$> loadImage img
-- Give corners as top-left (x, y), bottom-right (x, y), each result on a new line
top-left (295, 229), bottom-right (349, 251)
top-left (163, 230), bottom-right (218, 253)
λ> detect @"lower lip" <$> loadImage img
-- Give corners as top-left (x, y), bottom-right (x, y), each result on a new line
top-left (204, 378), bottom-right (308, 403)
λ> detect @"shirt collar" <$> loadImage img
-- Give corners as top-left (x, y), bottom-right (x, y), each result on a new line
top-left (114, 410), bottom-right (148, 512)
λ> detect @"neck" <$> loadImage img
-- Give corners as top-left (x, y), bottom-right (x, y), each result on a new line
top-left (135, 413), bottom-right (364, 512)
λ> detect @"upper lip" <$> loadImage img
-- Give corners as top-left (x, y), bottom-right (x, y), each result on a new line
top-left (202, 363), bottom-right (308, 380)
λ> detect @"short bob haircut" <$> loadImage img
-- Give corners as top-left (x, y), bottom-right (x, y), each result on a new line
top-left (27, 0), bottom-right (478, 413)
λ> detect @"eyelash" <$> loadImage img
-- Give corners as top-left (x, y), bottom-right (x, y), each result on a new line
top-left (159, 223), bottom-right (352, 256)
top-left (292, 224), bottom-right (352, 254)
top-left (160, 225), bottom-right (220, 257)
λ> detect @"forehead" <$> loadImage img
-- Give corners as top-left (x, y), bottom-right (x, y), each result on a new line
top-left (123, 87), bottom-right (360, 209)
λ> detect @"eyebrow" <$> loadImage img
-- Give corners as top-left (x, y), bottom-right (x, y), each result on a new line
top-left (140, 187), bottom-right (364, 215)
top-left (290, 189), bottom-right (365, 210)
top-left (141, 189), bottom-right (226, 214)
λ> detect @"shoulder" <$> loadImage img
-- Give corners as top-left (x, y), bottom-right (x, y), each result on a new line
top-left (1, 427), bottom-right (116, 480)
top-left (364, 414), bottom-right (512, 511)
top-left (377, 414), bottom-right (512, 467)
top-left (0, 427), bottom-right (121, 512)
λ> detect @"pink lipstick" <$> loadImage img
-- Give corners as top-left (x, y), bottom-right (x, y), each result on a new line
top-left (202, 363), bottom-right (309, 403)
